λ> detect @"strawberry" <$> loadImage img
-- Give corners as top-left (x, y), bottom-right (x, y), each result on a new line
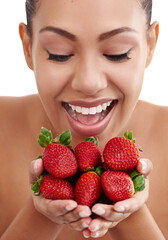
top-left (32, 174), bottom-right (74, 200)
top-left (74, 137), bottom-right (102, 172)
top-left (75, 169), bottom-right (103, 207)
top-left (38, 127), bottom-right (78, 178)
top-left (103, 131), bottom-right (140, 171)
top-left (101, 170), bottom-right (145, 202)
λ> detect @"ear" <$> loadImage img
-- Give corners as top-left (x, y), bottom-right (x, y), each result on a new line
top-left (19, 23), bottom-right (34, 70)
top-left (146, 21), bottom-right (159, 68)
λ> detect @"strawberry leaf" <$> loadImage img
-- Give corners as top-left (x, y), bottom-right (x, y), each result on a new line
top-left (132, 175), bottom-right (145, 193)
top-left (59, 130), bottom-right (72, 146)
top-left (96, 137), bottom-right (99, 147)
top-left (38, 127), bottom-right (52, 148)
top-left (128, 131), bottom-right (133, 140)
top-left (129, 171), bottom-right (145, 193)
top-left (32, 175), bottom-right (43, 196)
top-left (124, 131), bottom-right (135, 143)
top-left (85, 136), bottom-right (99, 146)
top-left (32, 171), bottom-right (48, 196)
top-left (129, 170), bottom-right (140, 180)
top-left (95, 166), bottom-right (104, 177)
top-left (84, 167), bottom-right (95, 173)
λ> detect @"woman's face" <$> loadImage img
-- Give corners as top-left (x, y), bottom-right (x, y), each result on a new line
top-left (29, 0), bottom-right (151, 144)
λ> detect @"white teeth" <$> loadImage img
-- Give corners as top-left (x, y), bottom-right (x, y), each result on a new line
top-left (68, 100), bottom-right (113, 115)
top-left (102, 103), bottom-right (107, 111)
top-left (76, 106), bottom-right (82, 113)
top-left (107, 101), bottom-right (112, 106)
top-left (82, 107), bottom-right (89, 115)
top-left (89, 107), bottom-right (97, 115)
top-left (96, 105), bottom-right (102, 113)
top-left (71, 105), bottom-right (76, 111)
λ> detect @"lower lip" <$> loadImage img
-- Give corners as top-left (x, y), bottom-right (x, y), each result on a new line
top-left (64, 103), bottom-right (117, 136)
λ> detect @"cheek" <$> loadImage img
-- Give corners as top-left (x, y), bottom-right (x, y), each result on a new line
top-left (34, 60), bottom-right (73, 98)
top-left (107, 56), bottom-right (146, 100)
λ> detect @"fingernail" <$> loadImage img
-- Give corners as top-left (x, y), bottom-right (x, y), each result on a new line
top-left (83, 232), bottom-right (90, 238)
top-left (79, 211), bottom-right (90, 218)
top-left (114, 205), bottom-right (125, 212)
top-left (65, 203), bottom-right (77, 211)
top-left (92, 206), bottom-right (105, 215)
top-left (34, 159), bottom-right (42, 173)
top-left (91, 232), bottom-right (99, 238)
top-left (140, 159), bottom-right (147, 173)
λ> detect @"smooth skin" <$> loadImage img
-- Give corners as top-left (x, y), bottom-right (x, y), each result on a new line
top-left (0, 0), bottom-right (167, 239)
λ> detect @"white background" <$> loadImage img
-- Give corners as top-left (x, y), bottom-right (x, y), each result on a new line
top-left (0, 0), bottom-right (168, 106)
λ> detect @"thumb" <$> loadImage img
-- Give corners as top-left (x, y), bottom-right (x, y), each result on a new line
top-left (29, 158), bottom-right (44, 184)
top-left (136, 158), bottom-right (153, 177)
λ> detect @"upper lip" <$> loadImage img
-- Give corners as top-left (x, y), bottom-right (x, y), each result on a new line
top-left (63, 99), bottom-right (116, 108)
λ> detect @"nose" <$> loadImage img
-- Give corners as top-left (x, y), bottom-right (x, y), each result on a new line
top-left (71, 55), bottom-right (108, 95)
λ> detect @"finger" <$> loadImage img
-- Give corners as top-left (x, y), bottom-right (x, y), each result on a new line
top-left (68, 217), bottom-right (92, 231)
top-left (88, 217), bottom-right (117, 232)
top-left (113, 178), bottom-right (149, 213)
top-left (90, 229), bottom-right (109, 238)
top-left (32, 194), bottom-right (77, 218)
top-left (83, 229), bottom-right (108, 239)
top-left (63, 205), bottom-right (92, 223)
top-left (29, 158), bottom-right (44, 184)
top-left (92, 179), bottom-right (149, 220)
top-left (92, 204), bottom-right (130, 222)
top-left (136, 158), bottom-right (153, 176)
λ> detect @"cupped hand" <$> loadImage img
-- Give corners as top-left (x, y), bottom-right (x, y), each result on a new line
top-left (82, 158), bottom-right (152, 238)
top-left (29, 159), bottom-right (92, 231)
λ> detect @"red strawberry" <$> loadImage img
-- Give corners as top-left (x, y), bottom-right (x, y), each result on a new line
top-left (75, 171), bottom-right (102, 207)
top-left (103, 131), bottom-right (140, 171)
top-left (38, 127), bottom-right (78, 178)
top-left (32, 174), bottom-right (74, 200)
top-left (43, 144), bottom-right (78, 178)
top-left (74, 137), bottom-right (102, 172)
top-left (101, 170), bottom-right (145, 202)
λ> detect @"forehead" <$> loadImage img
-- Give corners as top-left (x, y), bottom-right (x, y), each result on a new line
top-left (33, 0), bottom-right (146, 36)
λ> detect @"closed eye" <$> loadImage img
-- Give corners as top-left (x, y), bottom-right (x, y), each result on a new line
top-left (48, 52), bottom-right (74, 62)
top-left (104, 50), bottom-right (131, 62)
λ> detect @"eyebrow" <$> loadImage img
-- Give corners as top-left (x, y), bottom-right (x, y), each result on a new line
top-left (39, 26), bottom-right (137, 42)
top-left (98, 27), bottom-right (137, 41)
top-left (39, 26), bottom-right (77, 41)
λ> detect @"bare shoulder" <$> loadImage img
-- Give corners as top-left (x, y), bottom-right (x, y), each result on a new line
top-left (140, 100), bottom-right (168, 135)
top-left (134, 100), bottom-right (168, 153)
top-left (0, 95), bottom-right (40, 132)
top-left (0, 94), bottom-right (50, 156)
top-left (0, 94), bottom-right (49, 130)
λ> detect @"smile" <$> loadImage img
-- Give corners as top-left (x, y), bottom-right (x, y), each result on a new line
top-left (62, 99), bottom-right (118, 136)
top-left (63, 100), bottom-right (113, 119)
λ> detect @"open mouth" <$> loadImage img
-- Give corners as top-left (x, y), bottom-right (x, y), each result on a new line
top-left (62, 100), bottom-right (118, 125)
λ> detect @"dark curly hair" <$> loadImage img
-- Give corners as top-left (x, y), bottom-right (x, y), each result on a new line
top-left (25, 0), bottom-right (152, 38)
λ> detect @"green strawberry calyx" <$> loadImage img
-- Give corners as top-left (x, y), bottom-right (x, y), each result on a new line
top-left (84, 136), bottom-right (99, 146)
top-left (53, 129), bottom-right (72, 146)
top-left (129, 171), bottom-right (145, 193)
top-left (84, 166), bottom-right (104, 177)
top-left (124, 131), bottom-right (135, 143)
top-left (32, 170), bottom-right (48, 196)
top-left (95, 166), bottom-right (105, 177)
top-left (38, 127), bottom-right (53, 148)
top-left (38, 127), bottom-right (72, 148)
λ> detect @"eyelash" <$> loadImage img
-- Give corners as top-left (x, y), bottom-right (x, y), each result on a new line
top-left (48, 53), bottom-right (73, 62)
top-left (47, 50), bottom-right (131, 62)
top-left (103, 50), bottom-right (131, 62)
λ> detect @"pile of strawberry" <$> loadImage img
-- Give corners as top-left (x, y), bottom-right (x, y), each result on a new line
top-left (32, 127), bottom-right (145, 207)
